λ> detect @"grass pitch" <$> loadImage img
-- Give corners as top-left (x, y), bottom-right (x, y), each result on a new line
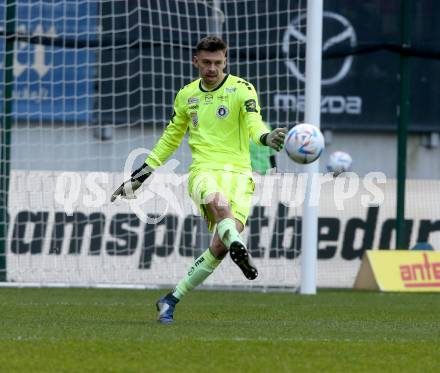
top-left (0, 288), bottom-right (439, 372)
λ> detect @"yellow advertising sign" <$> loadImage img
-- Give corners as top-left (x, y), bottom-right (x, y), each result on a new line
top-left (354, 250), bottom-right (440, 292)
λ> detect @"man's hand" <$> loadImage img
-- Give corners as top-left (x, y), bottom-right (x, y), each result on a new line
top-left (266, 128), bottom-right (287, 151)
top-left (110, 163), bottom-right (153, 202)
top-left (110, 179), bottom-right (143, 202)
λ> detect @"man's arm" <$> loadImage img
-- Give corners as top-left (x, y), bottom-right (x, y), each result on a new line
top-left (145, 90), bottom-right (189, 169)
top-left (111, 90), bottom-right (188, 202)
top-left (239, 82), bottom-right (269, 145)
top-left (239, 82), bottom-right (286, 151)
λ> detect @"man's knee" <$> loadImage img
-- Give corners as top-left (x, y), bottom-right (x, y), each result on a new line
top-left (206, 193), bottom-right (232, 221)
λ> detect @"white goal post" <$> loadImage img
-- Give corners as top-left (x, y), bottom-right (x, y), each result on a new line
top-left (301, 0), bottom-right (323, 294)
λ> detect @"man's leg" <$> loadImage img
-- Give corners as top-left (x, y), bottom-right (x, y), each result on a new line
top-left (156, 173), bottom-right (255, 323)
top-left (156, 245), bottom-right (222, 323)
top-left (172, 246), bottom-right (222, 299)
top-left (205, 193), bottom-right (257, 280)
top-left (156, 195), bottom-right (256, 323)
top-left (208, 173), bottom-right (257, 280)
top-left (206, 193), bottom-right (245, 253)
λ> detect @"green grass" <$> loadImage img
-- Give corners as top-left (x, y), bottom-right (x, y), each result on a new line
top-left (0, 288), bottom-right (439, 373)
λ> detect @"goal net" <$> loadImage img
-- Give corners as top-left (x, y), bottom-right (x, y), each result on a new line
top-left (0, 0), bottom-right (308, 289)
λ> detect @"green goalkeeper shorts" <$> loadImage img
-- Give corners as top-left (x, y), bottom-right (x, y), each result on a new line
top-left (188, 169), bottom-right (255, 232)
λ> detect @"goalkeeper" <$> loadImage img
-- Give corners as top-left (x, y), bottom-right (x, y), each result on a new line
top-left (111, 36), bottom-right (286, 323)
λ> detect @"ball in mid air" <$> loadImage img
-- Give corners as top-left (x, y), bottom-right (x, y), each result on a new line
top-left (284, 123), bottom-right (325, 164)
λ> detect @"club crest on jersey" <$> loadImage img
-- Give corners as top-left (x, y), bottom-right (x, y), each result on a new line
top-left (216, 105), bottom-right (229, 119)
top-left (190, 111), bottom-right (199, 127)
top-left (225, 87), bottom-right (236, 93)
top-left (188, 97), bottom-right (199, 104)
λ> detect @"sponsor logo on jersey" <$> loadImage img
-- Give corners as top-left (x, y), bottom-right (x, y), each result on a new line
top-left (245, 99), bottom-right (257, 113)
top-left (188, 97), bottom-right (199, 104)
top-left (225, 87), bottom-right (236, 93)
top-left (190, 111), bottom-right (198, 127)
top-left (217, 95), bottom-right (228, 101)
top-left (204, 94), bottom-right (213, 104)
top-left (216, 105), bottom-right (229, 119)
top-left (188, 104), bottom-right (199, 110)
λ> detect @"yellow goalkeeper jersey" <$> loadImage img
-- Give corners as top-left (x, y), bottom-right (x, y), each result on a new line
top-left (145, 74), bottom-right (270, 176)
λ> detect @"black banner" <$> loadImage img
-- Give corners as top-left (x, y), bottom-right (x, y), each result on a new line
top-left (96, 0), bottom-right (440, 132)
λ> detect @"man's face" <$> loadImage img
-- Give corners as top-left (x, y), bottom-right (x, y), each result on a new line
top-left (192, 50), bottom-right (227, 87)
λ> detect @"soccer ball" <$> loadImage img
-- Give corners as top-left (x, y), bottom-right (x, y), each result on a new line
top-left (327, 151), bottom-right (352, 176)
top-left (284, 123), bottom-right (325, 164)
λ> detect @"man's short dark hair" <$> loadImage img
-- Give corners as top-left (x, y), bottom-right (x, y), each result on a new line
top-left (196, 36), bottom-right (227, 55)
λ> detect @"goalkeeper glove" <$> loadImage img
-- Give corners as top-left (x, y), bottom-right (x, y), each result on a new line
top-left (260, 128), bottom-right (287, 151)
top-left (110, 163), bottom-right (153, 202)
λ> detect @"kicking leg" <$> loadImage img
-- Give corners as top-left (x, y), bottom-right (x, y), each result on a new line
top-left (205, 193), bottom-right (258, 280)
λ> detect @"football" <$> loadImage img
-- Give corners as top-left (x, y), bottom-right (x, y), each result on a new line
top-left (284, 123), bottom-right (325, 164)
top-left (327, 151), bottom-right (353, 176)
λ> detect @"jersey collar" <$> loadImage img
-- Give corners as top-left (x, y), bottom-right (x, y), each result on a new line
top-left (199, 74), bottom-right (229, 93)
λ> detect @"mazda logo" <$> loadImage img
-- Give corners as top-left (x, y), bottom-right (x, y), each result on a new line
top-left (282, 11), bottom-right (357, 86)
